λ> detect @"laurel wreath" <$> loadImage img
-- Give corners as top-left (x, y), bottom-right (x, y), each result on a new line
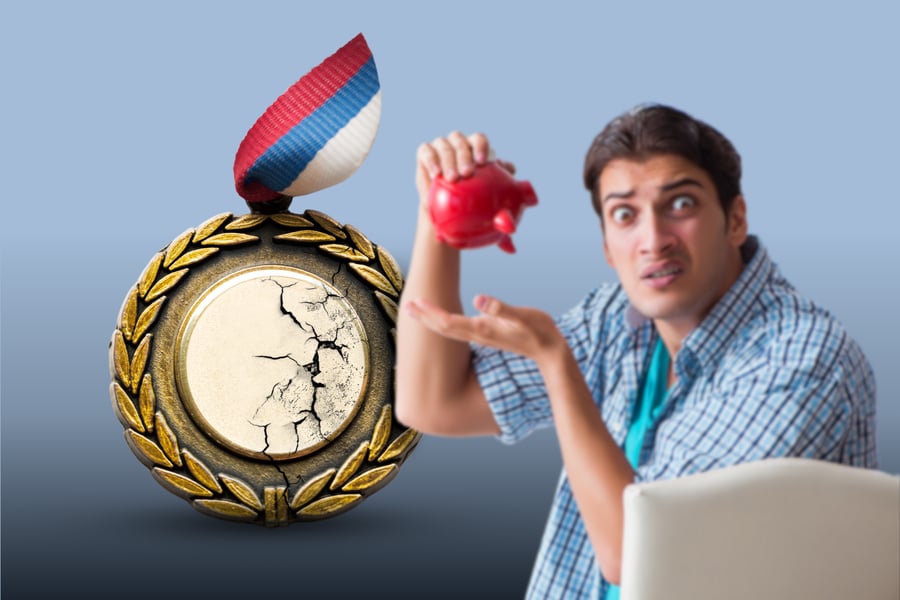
top-left (110, 210), bottom-right (420, 525)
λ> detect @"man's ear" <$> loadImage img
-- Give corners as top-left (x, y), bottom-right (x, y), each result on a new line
top-left (602, 233), bottom-right (613, 267)
top-left (727, 195), bottom-right (748, 247)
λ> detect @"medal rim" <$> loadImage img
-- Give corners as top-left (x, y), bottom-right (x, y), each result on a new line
top-left (109, 210), bottom-right (420, 526)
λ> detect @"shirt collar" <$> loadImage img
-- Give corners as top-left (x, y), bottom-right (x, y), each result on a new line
top-left (681, 235), bottom-right (772, 370)
top-left (623, 235), bottom-right (773, 369)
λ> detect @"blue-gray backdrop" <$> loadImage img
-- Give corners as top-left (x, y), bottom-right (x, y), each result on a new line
top-left (2, 1), bottom-right (897, 597)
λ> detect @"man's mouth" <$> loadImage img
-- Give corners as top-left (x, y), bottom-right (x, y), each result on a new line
top-left (641, 262), bottom-right (684, 287)
top-left (645, 265), bottom-right (682, 279)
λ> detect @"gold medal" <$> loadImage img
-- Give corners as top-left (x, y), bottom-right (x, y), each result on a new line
top-left (109, 34), bottom-right (419, 525)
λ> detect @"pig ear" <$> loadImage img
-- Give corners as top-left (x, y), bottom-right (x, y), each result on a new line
top-left (493, 209), bottom-right (516, 234)
top-left (518, 181), bottom-right (538, 207)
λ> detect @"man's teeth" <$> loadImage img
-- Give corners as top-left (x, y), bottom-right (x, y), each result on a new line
top-left (649, 266), bottom-right (680, 278)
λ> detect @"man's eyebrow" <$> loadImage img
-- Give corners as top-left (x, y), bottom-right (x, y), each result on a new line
top-left (601, 177), bottom-right (706, 205)
top-left (601, 189), bottom-right (634, 204)
top-left (660, 177), bottom-right (705, 192)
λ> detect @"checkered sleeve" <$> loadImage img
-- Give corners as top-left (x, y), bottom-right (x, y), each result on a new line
top-left (471, 286), bottom-right (617, 445)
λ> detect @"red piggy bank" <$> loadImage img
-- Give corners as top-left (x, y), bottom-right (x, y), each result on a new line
top-left (428, 162), bottom-right (538, 253)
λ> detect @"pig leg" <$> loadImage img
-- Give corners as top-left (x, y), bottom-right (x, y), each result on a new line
top-left (498, 235), bottom-right (516, 254)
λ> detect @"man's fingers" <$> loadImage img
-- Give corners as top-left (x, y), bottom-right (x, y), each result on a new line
top-left (407, 296), bottom-right (558, 360)
top-left (474, 294), bottom-right (518, 320)
top-left (430, 136), bottom-right (458, 182)
top-left (468, 132), bottom-right (490, 165)
top-left (417, 132), bottom-right (496, 187)
top-left (405, 299), bottom-right (479, 343)
top-left (495, 158), bottom-right (517, 175)
top-left (416, 142), bottom-right (441, 180)
top-left (448, 130), bottom-right (475, 178)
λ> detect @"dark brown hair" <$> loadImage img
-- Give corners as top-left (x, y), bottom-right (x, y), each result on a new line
top-left (584, 104), bottom-right (742, 219)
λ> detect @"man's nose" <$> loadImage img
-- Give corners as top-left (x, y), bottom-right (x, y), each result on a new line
top-left (638, 213), bottom-right (675, 255)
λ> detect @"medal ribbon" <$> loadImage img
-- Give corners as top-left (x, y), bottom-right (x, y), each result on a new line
top-left (234, 34), bottom-right (381, 204)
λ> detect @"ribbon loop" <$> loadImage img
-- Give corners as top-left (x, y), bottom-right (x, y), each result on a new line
top-left (234, 34), bottom-right (381, 204)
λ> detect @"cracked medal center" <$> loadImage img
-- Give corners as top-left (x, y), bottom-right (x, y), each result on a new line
top-left (176, 266), bottom-right (369, 461)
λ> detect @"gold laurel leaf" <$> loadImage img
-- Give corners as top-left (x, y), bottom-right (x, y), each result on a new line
top-left (378, 428), bottom-right (420, 463)
top-left (119, 287), bottom-right (138, 341)
top-left (163, 228), bottom-right (195, 268)
top-left (201, 232), bottom-right (258, 247)
top-left (169, 247), bottom-right (219, 269)
top-left (111, 382), bottom-right (145, 433)
top-left (320, 243), bottom-right (371, 262)
top-left (112, 330), bottom-right (131, 389)
top-left (153, 468), bottom-right (213, 498)
top-left (298, 494), bottom-right (362, 518)
top-left (225, 214), bottom-right (268, 230)
top-left (154, 412), bottom-right (182, 467)
top-left (344, 224), bottom-right (375, 259)
top-left (274, 230), bottom-right (336, 244)
top-left (129, 334), bottom-right (151, 394)
top-left (271, 213), bottom-right (314, 228)
top-left (378, 246), bottom-right (405, 293)
top-left (192, 212), bottom-right (232, 243)
top-left (194, 499), bottom-right (258, 521)
top-left (127, 431), bottom-right (172, 467)
top-left (138, 374), bottom-right (156, 432)
top-left (145, 269), bottom-right (188, 302)
top-left (306, 209), bottom-right (347, 239)
top-left (132, 297), bottom-right (165, 342)
top-left (221, 474), bottom-right (264, 510)
top-left (375, 291), bottom-right (399, 324)
top-left (138, 252), bottom-right (163, 298)
top-left (342, 464), bottom-right (398, 493)
top-left (349, 263), bottom-right (397, 296)
top-left (182, 450), bottom-right (222, 493)
top-left (331, 441), bottom-right (369, 491)
top-left (289, 469), bottom-right (336, 510)
top-left (368, 405), bottom-right (393, 461)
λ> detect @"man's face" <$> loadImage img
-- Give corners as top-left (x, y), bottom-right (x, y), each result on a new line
top-left (598, 154), bottom-right (747, 334)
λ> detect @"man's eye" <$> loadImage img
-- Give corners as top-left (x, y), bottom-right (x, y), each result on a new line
top-left (672, 195), bottom-right (696, 211)
top-left (610, 206), bottom-right (634, 223)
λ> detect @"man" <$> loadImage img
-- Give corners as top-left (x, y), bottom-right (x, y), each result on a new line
top-left (395, 104), bottom-right (877, 599)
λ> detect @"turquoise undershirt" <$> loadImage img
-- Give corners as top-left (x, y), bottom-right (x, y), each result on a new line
top-left (605, 337), bottom-right (671, 600)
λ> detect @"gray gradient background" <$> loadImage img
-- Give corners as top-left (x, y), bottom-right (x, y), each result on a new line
top-left (2, 1), bottom-right (898, 598)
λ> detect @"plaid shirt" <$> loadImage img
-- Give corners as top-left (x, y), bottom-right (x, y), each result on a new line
top-left (472, 236), bottom-right (877, 599)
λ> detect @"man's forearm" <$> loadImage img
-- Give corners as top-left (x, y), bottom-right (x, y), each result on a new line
top-left (538, 347), bottom-right (634, 586)
top-left (403, 206), bottom-right (464, 311)
top-left (395, 208), bottom-right (478, 431)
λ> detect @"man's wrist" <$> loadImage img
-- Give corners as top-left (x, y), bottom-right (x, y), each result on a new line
top-left (535, 334), bottom-right (577, 382)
